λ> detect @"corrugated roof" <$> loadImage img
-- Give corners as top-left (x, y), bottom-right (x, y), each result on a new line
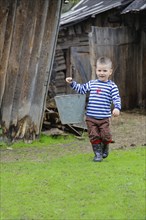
top-left (61, 0), bottom-right (122, 26)
top-left (122, 0), bottom-right (146, 13)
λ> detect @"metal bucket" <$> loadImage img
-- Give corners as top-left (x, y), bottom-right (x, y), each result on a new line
top-left (55, 94), bottom-right (86, 124)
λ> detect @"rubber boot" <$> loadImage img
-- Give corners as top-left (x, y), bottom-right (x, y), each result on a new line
top-left (92, 143), bottom-right (103, 162)
top-left (102, 144), bottom-right (109, 159)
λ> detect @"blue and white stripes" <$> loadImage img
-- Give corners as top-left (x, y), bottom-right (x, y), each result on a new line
top-left (70, 79), bottom-right (121, 119)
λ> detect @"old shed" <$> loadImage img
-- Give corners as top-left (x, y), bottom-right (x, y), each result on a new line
top-left (49, 0), bottom-right (146, 109)
top-left (0, 0), bottom-right (63, 141)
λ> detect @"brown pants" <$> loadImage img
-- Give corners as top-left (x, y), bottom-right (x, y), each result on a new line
top-left (86, 116), bottom-right (112, 144)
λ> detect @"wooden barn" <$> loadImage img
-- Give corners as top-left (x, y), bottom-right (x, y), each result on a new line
top-left (0, 0), bottom-right (63, 141)
top-left (49, 0), bottom-right (146, 110)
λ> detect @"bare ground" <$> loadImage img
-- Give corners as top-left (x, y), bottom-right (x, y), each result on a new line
top-left (0, 111), bottom-right (146, 162)
top-left (110, 110), bottom-right (146, 149)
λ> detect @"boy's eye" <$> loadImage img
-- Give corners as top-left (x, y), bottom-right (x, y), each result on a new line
top-left (97, 69), bottom-right (108, 72)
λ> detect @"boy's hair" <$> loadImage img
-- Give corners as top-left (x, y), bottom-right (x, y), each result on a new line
top-left (96, 56), bottom-right (112, 69)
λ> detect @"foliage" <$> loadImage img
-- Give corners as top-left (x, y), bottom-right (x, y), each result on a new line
top-left (0, 145), bottom-right (145, 220)
top-left (62, 0), bottom-right (80, 13)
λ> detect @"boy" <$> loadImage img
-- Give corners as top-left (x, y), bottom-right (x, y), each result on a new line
top-left (66, 56), bottom-right (121, 162)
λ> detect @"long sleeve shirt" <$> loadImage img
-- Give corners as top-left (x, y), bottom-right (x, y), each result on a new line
top-left (70, 79), bottom-right (121, 119)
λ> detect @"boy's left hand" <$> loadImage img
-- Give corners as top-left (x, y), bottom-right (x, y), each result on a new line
top-left (112, 108), bottom-right (120, 117)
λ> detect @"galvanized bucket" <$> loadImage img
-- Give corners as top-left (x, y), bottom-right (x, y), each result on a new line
top-left (55, 94), bottom-right (86, 124)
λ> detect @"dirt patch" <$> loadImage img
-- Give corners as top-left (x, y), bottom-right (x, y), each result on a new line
top-left (0, 111), bottom-right (146, 162)
top-left (110, 111), bottom-right (146, 149)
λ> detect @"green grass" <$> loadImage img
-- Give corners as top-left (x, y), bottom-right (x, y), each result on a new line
top-left (0, 144), bottom-right (145, 220)
top-left (0, 133), bottom-right (75, 148)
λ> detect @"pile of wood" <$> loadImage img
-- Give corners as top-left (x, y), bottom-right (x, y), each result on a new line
top-left (49, 49), bottom-right (67, 96)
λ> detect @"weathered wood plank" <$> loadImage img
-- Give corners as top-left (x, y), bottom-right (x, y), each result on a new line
top-left (55, 75), bottom-right (65, 80)
top-left (18, 0), bottom-right (49, 121)
top-left (1, 0), bottom-right (29, 127)
top-left (56, 59), bottom-right (65, 66)
top-left (0, 0), bottom-right (8, 62)
top-left (54, 64), bottom-right (66, 72)
top-left (30, 0), bottom-right (62, 133)
top-left (56, 41), bottom-right (89, 50)
top-left (71, 46), bottom-right (91, 83)
top-left (55, 56), bottom-right (65, 62)
top-left (11, 0), bottom-right (40, 125)
top-left (56, 86), bottom-right (66, 93)
top-left (0, 0), bottom-right (17, 107)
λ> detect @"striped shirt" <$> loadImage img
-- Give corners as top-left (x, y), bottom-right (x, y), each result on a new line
top-left (70, 79), bottom-right (121, 119)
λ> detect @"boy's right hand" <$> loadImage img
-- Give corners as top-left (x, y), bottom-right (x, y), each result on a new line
top-left (66, 77), bottom-right (73, 84)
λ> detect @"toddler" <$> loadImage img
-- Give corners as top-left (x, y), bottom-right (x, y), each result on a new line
top-left (66, 56), bottom-right (121, 162)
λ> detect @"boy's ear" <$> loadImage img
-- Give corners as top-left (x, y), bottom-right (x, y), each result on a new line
top-left (110, 68), bottom-right (113, 75)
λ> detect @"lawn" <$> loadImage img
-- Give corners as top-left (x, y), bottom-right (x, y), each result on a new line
top-left (0, 138), bottom-right (145, 220)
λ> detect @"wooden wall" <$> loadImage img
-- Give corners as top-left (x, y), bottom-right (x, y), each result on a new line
top-left (50, 9), bottom-right (146, 109)
top-left (89, 26), bottom-right (139, 109)
top-left (140, 27), bottom-right (146, 108)
top-left (0, 0), bottom-right (63, 140)
top-left (49, 18), bottom-right (92, 96)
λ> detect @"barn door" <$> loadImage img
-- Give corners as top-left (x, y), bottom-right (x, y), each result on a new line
top-left (89, 27), bottom-right (138, 109)
top-left (70, 46), bottom-right (91, 84)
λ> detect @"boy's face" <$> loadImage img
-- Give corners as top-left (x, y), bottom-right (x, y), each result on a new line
top-left (96, 64), bottom-right (112, 82)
